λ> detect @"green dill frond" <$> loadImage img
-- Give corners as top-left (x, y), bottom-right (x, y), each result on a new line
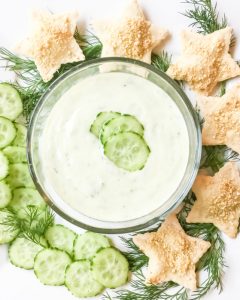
top-left (182, 0), bottom-right (227, 34)
top-left (219, 81), bottom-right (226, 96)
top-left (151, 52), bottom-right (172, 72)
top-left (1, 206), bottom-right (55, 246)
top-left (74, 30), bottom-right (102, 60)
top-left (121, 237), bottom-right (149, 272)
top-left (200, 145), bottom-right (239, 173)
top-left (182, 0), bottom-right (235, 48)
top-left (0, 47), bottom-right (36, 73)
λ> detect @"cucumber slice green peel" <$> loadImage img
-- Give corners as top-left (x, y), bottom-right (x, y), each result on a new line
top-left (90, 111), bottom-right (120, 137)
top-left (9, 188), bottom-right (46, 218)
top-left (0, 181), bottom-right (11, 208)
top-left (0, 209), bottom-right (19, 244)
top-left (45, 224), bottom-right (76, 256)
top-left (9, 237), bottom-right (47, 270)
top-left (104, 132), bottom-right (150, 172)
top-left (0, 83), bottom-right (23, 121)
top-left (100, 114), bottom-right (144, 144)
top-left (3, 146), bottom-right (27, 163)
top-left (90, 111), bottom-right (150, 171)
top-left (0, 151), bottom-right (9, 180)
top-left (65, 260), bottom-right (104, 298)
top-left (74, 231), bottom-right (110, 260)
top-left (0, 117), bottom-right (16, 149)
top-left (92, 247), bottom-right (129, 288)
top-left (6, 163), bottom-right (34, 189)
top-left (34, 248), bottom-right (71, 286)
top-left (12, 123), bottom-right (27, 147)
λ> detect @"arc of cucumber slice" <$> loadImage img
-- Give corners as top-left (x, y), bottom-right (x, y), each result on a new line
top-left (0, 83), bottom-right (23, 121)
top-left (74, 231), bottom-right (110, 260)
top-left (104, 131), bottom-right (150, 172)
top-left (9, 237), bottom-right (47, 270)
top-left (100, 114), bottom-right (144, 144)
top-left (9, 188), bottom-right (46, 218)
top-left (92, 247), bottom-right (129, 288)
top-left (65, 261), bottom-right (104, 298)
top-left (34, 249), bottom-right (71, 286)
top-left (12, 123), bottom-right (27, 147)
top-left (0, 181), bottom-right (11, 208)
top-left (0, 117), bottom-right (16, 149)
top-left (3, 146), bottom-right (27, 163)
top-left (0, 151), bottom-right (9, 180)
top-left (0, 209), bottom-right (19, 244)
top-left (90, 111), bottom-right (120, 137)
top-left (6, 163), bottom-right (34, 189)
top-left (45, 224), bottom-right (76, 256)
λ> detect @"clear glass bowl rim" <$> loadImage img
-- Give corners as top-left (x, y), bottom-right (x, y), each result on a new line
top-left (27, 57), bottom-right (202, 234)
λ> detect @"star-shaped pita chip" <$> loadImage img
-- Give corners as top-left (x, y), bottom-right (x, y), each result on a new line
top-left (133, 214), bottom-right (211, 290)
top-left (93, 0), bottom-right (169, 63)
top-left (187, 162), bottom-right (240, 238)
top-left (167, 27), bottom-right (240, 95)
top-left (17, 10), bottom-right (85, 82)
top-left (198, 84), bottom-right (240, 154)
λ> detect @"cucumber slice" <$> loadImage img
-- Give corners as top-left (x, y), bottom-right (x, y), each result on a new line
top-left (6, 163), bottom-right (34, 189)
top-left (0, 181), bottom-right (11, 208)
top-left (9, 188), bottom-right (46, 218)
top-left (104, 132), bottom-right (150, 172)
top-left (0, 117), bottom-right (16, 148)
top-left (90, 111), bottom-right (120, 137)
top-left (100, 115), bottom-right (144, 144)
top-left (65, 261), bottom-right (104, 298)
top-left (92, 248), bottom-right (129, 288)
top-left (0, 83), bottom-right (23, 121)
top-left (0, 209), bottom-right (19, 244)
top-left (3, 146), bottom-right (27, 163)
top-left (74, 231), bottom-right (110, 260)
top-left (12, 123), bottom-right (26, 147)
top-left (45, 224), bottom-right (76, 256)
top-left (9, 237), bottom-right (47, 270)
top-left (0, 151), bottom-right (9, 180)
top-left (34, 249), bottom-right (71, 286)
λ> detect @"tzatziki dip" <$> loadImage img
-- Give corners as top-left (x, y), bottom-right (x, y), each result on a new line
top-left (40, 72), bottom-right (189, 222)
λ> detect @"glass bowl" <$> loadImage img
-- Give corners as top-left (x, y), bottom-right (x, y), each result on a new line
top-left (27, 57), bottom-right (201, 234)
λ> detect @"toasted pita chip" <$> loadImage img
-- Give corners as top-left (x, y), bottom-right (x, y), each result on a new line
top-left (197, 84), bottom-right (240, 154)
top-left (167, 27), bottom-right (240, 95)
top-left (17, 10), bottom-right (85, 82)
top-left (93, 0), bottom-right (169, 63)
top-left (187, 162), bottom-right (240, 238)
top-left (133, 214), bottom-right (211, 291)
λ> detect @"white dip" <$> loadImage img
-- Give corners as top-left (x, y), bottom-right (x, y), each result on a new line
top-left (41, 72), bottom-right (189, 222)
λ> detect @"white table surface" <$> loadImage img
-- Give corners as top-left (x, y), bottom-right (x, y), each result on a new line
top-left (1, 0), bottom-right (240, 299)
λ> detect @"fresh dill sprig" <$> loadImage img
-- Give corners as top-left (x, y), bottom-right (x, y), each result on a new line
top-left (151, 52), bottom-right (172, 72)
top-left (74, 30), bottom-right (102, 60)
top-left (182, 0), bottom-right (227, 34)
top-left (113, 192), bottom-right (225, 300)
top-left (200, 145), bottom-right (239, 173)
top-left (219, 81), bottom-right (226, 96)
top-left (0, 31), bottom-right (102, 123)
top-left (1, 206), bottom-right (54, 246)
top-left (121, 237), bottom-right (149, 272)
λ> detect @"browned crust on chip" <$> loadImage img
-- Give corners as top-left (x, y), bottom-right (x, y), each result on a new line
top-left (187, 162), bottom-right (240, 238)
top-left (167, 27), bottom-right (240, 95)
top-left (93, 0), bottom-right (169, 63)
top-left (133, 214), bottom-right (211, 290)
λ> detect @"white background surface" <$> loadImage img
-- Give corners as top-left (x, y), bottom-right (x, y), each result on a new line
top-left (0, 0), bottom-right (240, 299)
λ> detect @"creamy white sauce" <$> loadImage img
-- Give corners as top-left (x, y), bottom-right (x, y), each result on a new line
top-left (41, 72), bottom-right (189, 222)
